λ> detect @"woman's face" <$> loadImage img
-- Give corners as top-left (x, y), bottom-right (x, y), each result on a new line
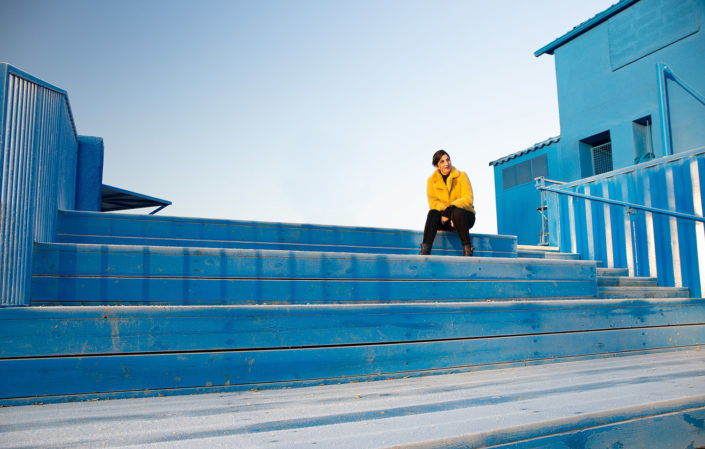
top-left (437, 154), bottom-right (451, 175)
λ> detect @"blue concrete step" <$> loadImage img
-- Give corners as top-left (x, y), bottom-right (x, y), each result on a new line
top-left (595, 268), bottom-right (686, 298)
top-left (516, 245), bottom-right (580, 260)
top-left (2, 298), bottom-right (704, 406)
top-left (598, 286), bottom-right (691, 298)
top-left (4, 350), bottom-right (703, 448)
top-left (597, 267), bottom-right (629, 277)
top-left (16, 212), bottom-right (700, 411)
top-left (597, 276), bottom-right (658, 287)
top-left (56, 210), bottom-right (517, 257)
top-left (30, 242), bottom-right (598, 305)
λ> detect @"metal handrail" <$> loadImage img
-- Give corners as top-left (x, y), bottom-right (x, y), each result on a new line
top-left (535, 177), bottom-right (705, 224)
top-left (657, 63), bottom-right (705, 156)
top-left (538, 177), bottom-right (566, 185)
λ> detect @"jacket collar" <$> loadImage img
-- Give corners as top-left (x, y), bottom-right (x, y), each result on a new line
top-left (432, 167), bottom-right (460, 183)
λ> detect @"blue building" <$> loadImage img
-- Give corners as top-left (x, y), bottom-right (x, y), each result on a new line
top-left (491, 0), bottom-right (705, 300)
top-left (492, 0), bottom-right (705, 246)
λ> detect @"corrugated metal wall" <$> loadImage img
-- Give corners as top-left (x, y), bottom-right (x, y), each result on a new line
top-left (0, 64), bottom-right (77, 306)
top-left (547, 147), bottom-right (705, 297)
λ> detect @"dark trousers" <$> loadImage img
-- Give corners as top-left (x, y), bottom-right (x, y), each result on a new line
top-left (422, 208), bottom-right (476, 246)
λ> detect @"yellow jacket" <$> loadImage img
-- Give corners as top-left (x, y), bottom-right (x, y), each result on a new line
top-left (427, 167), bottom-right (475, 214)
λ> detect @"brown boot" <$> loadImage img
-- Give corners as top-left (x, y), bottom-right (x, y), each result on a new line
top-left (419, 244), bottom-right (432, 255)
top-left (462, 244), bottom-right (473, 256)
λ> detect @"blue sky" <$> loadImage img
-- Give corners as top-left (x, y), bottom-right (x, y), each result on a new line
top-left (0, 0), bottom-right (616, 237)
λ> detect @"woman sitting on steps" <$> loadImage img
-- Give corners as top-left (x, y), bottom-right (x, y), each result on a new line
top-left (419, 149), bottom-right (476, 256)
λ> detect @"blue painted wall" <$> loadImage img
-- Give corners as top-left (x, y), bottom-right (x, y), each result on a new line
top-left (75, 136), bottom-right (104, 212)
top-left (553, 0), bottom-right (705, 181)
top-left (492, 141), bottom-right (558, 245)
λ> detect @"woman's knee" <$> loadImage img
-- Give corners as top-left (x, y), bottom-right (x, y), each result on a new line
top-left (449, 207), bottom-right (466, 223)
top-left (426, 209), bottom-right (442, 222)
top-left (451, 208), bottom-right (475, 229)
top-left (466, 211), bottom-right (476, 229)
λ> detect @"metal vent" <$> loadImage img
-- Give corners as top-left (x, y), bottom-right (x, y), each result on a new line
top-left (592, 142), bottom-right (613, 175)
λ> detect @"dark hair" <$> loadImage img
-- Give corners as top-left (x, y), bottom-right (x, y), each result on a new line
top-left (432, 149), bottom-right (449, 167)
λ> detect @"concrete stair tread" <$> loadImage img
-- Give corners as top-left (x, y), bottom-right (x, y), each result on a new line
top-left (3, 298), bottom-right (704, 406)
top-left (7, 298), bottom-right (701, 358)
top-left (599, 285), bottom-right (689, 292)
top-left (56, 210), bottom-right (517, 257)
top-left (598, 285), bottom-right (690, 298)
top-left (2, 349), bottom-right (704, 448)
top-left (31, 242), bottom-right (599, 305)
top-left (10, 212), bottom-right (701, 418)
top-left (516, 245), bottom-right (580, 260)
top-left (596, 267), bottom-right (629, 276)
top-left (597, 276), bottom-right (658, 287)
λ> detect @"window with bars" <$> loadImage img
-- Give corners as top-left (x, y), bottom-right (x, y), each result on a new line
top-left (633, 116), bottom-right (654, 164)
top-left (502, 154), bottom-right (548, 189)
top-left (591, 142), bottom-right (613, 175)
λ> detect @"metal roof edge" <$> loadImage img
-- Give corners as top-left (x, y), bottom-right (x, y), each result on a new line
top-left (1, 63), bottom-right (69, 96)
top-left (101, 184), bottom-right (172, 211)
top-left (489, 136), bottom-right (560, 167)
top-left (534, 0), bottom-right (640, 57)
top-left (1, 62), bottom-right (78, 139)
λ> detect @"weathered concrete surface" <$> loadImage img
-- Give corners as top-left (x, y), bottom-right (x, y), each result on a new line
top-left (2, 349), bottom-right (704, 448)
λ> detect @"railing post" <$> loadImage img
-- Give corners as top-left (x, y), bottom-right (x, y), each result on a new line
top-left (657, 63), bottom-right (673, 157)
top-left (535, 177), bottom-right (564, 249)
top-left (689, 159), bottom-right (705, 297)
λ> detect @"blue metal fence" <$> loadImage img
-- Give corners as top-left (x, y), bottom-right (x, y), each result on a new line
top-left (539, 147), bottom-right (705, 297)
top-left (0, 64), bottom-right (78, 306)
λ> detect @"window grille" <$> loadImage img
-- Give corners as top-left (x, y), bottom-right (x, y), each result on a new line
top-left (502, 154), bottom-right (549, 190)
top-left (515, 160), bottom-right (533, 185)
top-left (592, 142), bottom-right (613, 175)
top-left (502, 165), bottom-right (516, 189)
top-left (532, 154), bottom-right (548, 178)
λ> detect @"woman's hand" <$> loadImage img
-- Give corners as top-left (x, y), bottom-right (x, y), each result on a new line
top-left (441, 205), bottom-right (455, 225)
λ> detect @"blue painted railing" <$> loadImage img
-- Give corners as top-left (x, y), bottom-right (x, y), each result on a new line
top-left (538, 147), bottom-right (705, 297)
top-left (536, 64), bottom-right (705, 296)
top-left (657, 63), bottom-right (705, 157)
top-left (0, 63), bottom-right (78, 306)
top-left (538, 179), bottom-right (705, 224)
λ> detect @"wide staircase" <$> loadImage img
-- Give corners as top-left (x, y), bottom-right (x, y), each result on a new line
top-left (2, 209), bottom-right (704, 447)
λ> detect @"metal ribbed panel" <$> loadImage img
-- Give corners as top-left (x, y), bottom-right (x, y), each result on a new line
top-left (1, 75), bottom-right (34, 305)
top-left (33, 89), bottom-right (69, 244)
top-left (0, 67), bottom-right (78, 306)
